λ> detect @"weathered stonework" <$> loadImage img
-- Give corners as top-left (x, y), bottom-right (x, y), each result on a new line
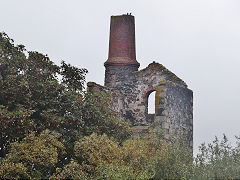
top-left (104, 65), bottom-right (138, 89)
top-left (88, 14), bottom-right (193, 149)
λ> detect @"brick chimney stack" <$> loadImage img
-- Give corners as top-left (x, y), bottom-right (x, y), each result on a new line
top-left (104, 14), bottom-right (140, 88)
top-left (104, 14), bottom-right (140, 67)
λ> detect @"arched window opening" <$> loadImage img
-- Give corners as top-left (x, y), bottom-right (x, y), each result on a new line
top-left (148, 91), bottom-right (155, 114)
top-left (147, 91), bottom-right (156, 123)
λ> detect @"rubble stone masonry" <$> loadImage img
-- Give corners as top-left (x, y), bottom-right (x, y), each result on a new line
top-left (88, 14), bottom-right (193, 149)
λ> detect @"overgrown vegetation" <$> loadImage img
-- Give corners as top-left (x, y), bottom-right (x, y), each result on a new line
top-left (1, 32), bottom-right (240, 179)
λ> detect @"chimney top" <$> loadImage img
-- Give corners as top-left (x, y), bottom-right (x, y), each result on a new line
top-left (104, 14), bottom-right (140, 67)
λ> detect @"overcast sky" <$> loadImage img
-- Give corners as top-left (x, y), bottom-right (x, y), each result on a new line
top-left (1, 0), bottom-right (240, 153)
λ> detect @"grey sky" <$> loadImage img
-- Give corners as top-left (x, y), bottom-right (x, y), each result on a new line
top-left (1, 0), bottom-right (240, 153)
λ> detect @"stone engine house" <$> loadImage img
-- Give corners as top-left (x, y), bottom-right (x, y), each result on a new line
top-left (88, 14), bottom-right (193, 147)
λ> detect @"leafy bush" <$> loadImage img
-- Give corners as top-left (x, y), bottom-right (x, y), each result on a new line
top-left (2, 128), bottom-right (240, 179)
top-left (193, 135), bottom-right (240, 179)
top-left (74, 133), bottom-right (121, 166)
top-left (50, 161), bottom-right (88, 179)
top-left (154, 140), bottom-right (193, 179)
top-left (81, 91), bottom-right (132, 142)
top-left (96, 163), bottom-right (153, 180)
top-left (0, 130), bottom-right (65, 179)
top-left (74, 133), bottom-right (156, 179)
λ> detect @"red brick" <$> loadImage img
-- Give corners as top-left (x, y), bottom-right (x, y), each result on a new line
top-left (104, 15), bottom-right (140, 67)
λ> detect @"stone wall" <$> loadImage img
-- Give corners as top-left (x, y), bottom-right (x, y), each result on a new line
top-left (120, 62), bottom-right (188, 125)
top-left (153, 83), bottom-right (193, 148)
top-left (88, 61), bottom-right (193, 147)
top-left (87, 82), bottom-right (124, 116)
top-left (104, 65), bottom-right (138, 89)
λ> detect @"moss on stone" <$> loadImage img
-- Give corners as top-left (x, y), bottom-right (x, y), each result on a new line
top-left (87, 82), bottom-right (95, 87)
top-left (135, 61), bottom-right (187, 87)
top-left (158, 80), bottom-right (167, 85)
top-left (155, 86), bottom-right (166, 113)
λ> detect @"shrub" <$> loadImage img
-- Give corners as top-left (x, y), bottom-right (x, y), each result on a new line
top-left (193, 135), bottom-right (240, 179)
top-left (0, 130), bottom-right (65, 179)
top-left (50, 161), bottom-right (88, 179)
top-left (74, 133), bottom-right (156, 179)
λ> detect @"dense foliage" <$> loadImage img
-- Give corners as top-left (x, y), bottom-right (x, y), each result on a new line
top-left (2, 129), bottom-right (240, 179)
top-left (0, 130), bottom-right (65, 179)
top-left (1, 32), bottom-right (240, 179)
top-left (0, 32), bottom-right (130, 162)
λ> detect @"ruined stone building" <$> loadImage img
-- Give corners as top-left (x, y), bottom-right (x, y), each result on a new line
top-left (88, 14), bottom-right (193, 148)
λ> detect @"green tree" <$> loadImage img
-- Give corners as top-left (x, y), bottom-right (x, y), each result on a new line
top-left (0, 33), bottom-right (87, 159)
top-left (193, 135), bottom-right (240, 179)
top-left (0, 32), bottom-right (131, 166)
top-left (153, 140), bottom-right (193, 179)
top-left (73, 133), bottom-right (156, 179)
top-left (81, 91), bottom-right (131, 142)
top-left (0, 130), bottom-right (65, 179)
top-left (50, 160), bottom-right (88, 179)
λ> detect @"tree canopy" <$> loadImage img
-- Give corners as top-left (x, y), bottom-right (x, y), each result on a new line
top-left (0, 32), bottom-right (130, 160)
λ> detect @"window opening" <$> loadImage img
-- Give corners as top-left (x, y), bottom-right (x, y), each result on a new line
top-left (148, 91), bottom-right (156, 114)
